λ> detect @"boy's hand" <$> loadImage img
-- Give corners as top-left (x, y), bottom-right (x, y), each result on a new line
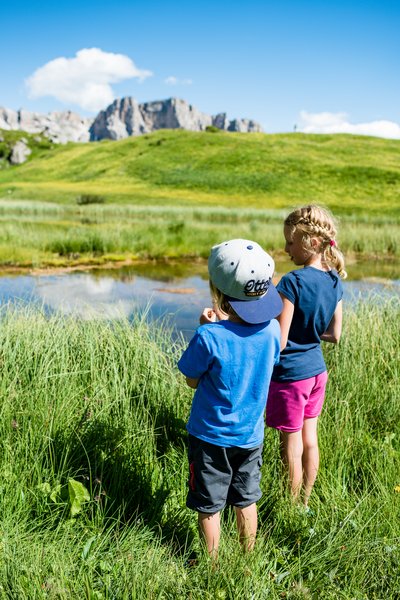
top-left (199, 308), bottom-right (217, 324)
top-left (199, 306), bottom-right (229, 324)
top-left (213, 305), bottom-right (228, 321)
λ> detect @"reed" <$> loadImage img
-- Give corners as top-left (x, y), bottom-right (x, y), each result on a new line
top-left (0, 201), bottom-right (398, 268)
top-left (0, 299), bottom-right (398, 597)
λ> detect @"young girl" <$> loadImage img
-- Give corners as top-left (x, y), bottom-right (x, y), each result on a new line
top-left (266, 205), bottom-right (346, 507)
top-left (178, 239), bottom-right (282, 558)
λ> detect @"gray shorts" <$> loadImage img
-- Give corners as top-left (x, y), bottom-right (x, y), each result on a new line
top-left (186, 434), bottom-right (263, 514)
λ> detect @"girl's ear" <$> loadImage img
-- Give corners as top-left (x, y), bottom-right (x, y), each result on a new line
top-left (310, 237), bottom-right (322, 251)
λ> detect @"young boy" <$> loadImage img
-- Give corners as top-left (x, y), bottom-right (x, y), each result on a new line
top-left (178, 239), bottom-right (282, 558)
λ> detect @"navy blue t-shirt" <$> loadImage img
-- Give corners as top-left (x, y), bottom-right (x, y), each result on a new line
top-left (272, 267), bottom-right (343, 382)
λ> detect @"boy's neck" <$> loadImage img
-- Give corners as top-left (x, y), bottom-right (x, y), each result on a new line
top-left (228, 314), bottom-right (247, 325)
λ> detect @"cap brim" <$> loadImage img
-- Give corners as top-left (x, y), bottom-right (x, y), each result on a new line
top-left (227, 284), bottom-right (283, 324)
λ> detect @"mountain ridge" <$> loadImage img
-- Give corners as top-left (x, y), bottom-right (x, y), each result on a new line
top-left (0, 97), bottom-right (262, 145)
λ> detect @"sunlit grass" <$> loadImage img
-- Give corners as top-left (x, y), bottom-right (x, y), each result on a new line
top-left (1, 130), bottom-right (400, 214)
top-left (0, 129), bottom-right (399, 267)
top-left (0, 300), bottom-right (398, 596)
top-left (0, 201), bottom-right (398, 268)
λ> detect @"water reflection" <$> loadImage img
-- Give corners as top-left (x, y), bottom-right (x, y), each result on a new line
top-left (0, 260), bottom-right (398, 339)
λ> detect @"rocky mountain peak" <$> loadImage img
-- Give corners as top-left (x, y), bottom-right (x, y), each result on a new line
top-left (0, 107), bottom-right (92, 143)
top-left (89, 97), bottom-right (263, 140)
top-left (1, 98), bottom-right (263, 146)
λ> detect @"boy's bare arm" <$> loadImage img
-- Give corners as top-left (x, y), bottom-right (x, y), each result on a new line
top-left (321, 300), bottom-right (342, 344)
top-left (186, 377), bottom-right (200, 389)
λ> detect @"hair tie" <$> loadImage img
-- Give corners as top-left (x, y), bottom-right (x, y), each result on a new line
top-left (329, 239), bottom-right (337, 247)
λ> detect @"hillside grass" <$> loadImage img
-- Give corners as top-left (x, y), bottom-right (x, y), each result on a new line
top-left (1, 129), bottom-right (400, 215)
top-left (0, 300), bottom-right (398, 598)
top-left (0, 129), bottom-right (399, 268)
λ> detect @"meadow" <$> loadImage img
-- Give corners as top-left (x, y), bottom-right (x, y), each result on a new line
top-left (0, 200), bottom-right (398, 269)
top-left (0, 129), bottom-right (399, 268)
top-left (0, 128), bottom-right (399, 598)
top-left (0, 300), bottom-right (399, 599)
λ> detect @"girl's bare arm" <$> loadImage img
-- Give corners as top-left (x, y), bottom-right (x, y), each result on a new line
top-left (277, 295), bottom-right (294, 351)
top-left (320, 300), bottom-right (343, 344)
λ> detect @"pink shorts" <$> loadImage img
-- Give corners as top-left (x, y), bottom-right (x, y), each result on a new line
top-left (266, 371), bottom-right (328, 432)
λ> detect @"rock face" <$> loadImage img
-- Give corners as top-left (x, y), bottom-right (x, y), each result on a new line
top-left (9, 139), bottom-right (32, 164)
top-left (89, 97), bottom-right (148, 141)
top-left (1, 98), bottom-right (263, 144)
top-left (0, 108), bottom-right (92, 143)
top-left (140, 98), bottom-right (212, 132)
top-left (89, 97), bottom-right (263, 140)
top-left (227, 118), bottom-right (262, 133)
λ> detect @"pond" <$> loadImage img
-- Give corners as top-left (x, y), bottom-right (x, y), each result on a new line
top-left (0, 259), bottom-right (398, 339)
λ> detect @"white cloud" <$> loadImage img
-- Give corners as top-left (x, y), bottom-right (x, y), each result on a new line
top-left (298, 111), bottom-right (400, 139)
top-left (35, 275), bottom-right (134, 319)
top-left (26, 48), bottom-right (153, 112)
top-left (164, 76), bottom-right (193, 86)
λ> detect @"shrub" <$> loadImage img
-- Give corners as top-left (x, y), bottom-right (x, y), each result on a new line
top-left (76, 194), bottom-right (106, 205)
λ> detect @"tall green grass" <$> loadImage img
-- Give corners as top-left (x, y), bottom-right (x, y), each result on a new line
top-left (0, 201), bottom-right (398, 267)
top-left (0, 300), bottom-right (398, 597)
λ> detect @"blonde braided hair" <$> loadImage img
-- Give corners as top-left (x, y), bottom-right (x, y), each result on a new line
top-left (285, 205), bottom-right (347, 278)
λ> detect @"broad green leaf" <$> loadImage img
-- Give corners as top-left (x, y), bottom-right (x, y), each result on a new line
top-left (81, 535), bottom-right (97, 560)
top-left (50, 483), bottom-right (62, 503)
top-left (68, 478), bottom-right (90, 517)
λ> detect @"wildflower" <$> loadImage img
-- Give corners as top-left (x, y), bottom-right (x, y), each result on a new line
top-left (11, 419), bottom-right (18, 429)
top-left (394, 485), bottom-right (400, 493)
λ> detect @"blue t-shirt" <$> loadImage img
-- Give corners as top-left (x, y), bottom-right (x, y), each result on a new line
top-left (178, 319), bottom-right (280, 448)
top-left (272, 267), bottom-right (343, 382)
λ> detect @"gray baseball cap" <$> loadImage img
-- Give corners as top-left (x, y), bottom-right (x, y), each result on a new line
top-left (208, 239), bottom-right (283, 324)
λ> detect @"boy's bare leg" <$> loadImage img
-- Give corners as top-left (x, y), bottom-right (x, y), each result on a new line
top-left (302, 417), bottom-right (319, 507)
top-left (280, 430), bottom-right (303, 500)
top-left (198, 512), bottom-right (220, 559)
top-left (235, 503), bottom-right (257, 551)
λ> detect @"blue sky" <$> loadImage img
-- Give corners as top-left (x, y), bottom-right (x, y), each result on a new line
top-left (1, 0), bottom-right (399, 136)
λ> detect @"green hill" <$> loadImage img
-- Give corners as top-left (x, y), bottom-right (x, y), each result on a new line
top-left (1, 129), bottom-right (400, 216)
top-left (0, 129), bottom-right (399, 267)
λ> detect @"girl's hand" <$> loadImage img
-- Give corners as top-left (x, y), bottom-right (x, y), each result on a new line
top-left (199, 308), bottom-right (217, 324)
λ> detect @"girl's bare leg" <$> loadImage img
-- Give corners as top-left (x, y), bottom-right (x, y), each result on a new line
top-left (280, 430), bottom-right (303, 500)
top-left (198, 512), bottom-right (220, 559)
top-left (302, 417), bottom-right (319, 507)
top-left (234, 503), bottom-right (257, 551)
